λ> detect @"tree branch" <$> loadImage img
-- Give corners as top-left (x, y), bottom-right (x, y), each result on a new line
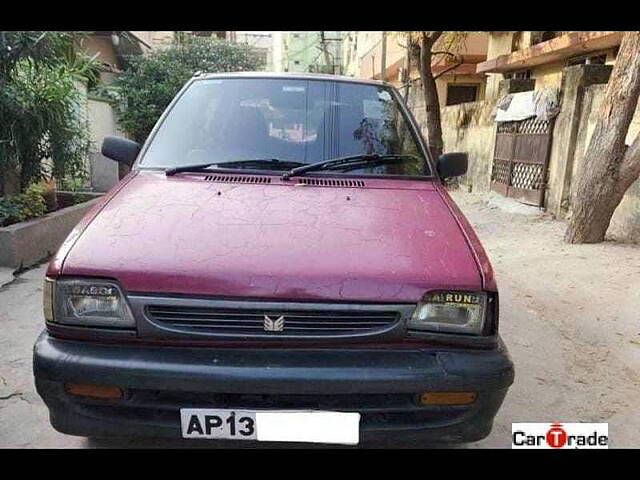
top-left (433, 59), bottom-right (464, 80)
top-left (422, 31), bottom-right (443, 47)
top-left (432, 51), bottom-right (459, 58)
top-left (431, 50), bottom-right (464, 79)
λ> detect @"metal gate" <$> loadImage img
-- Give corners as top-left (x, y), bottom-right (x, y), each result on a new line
top-left (490, 117), bottom-right (554, 207)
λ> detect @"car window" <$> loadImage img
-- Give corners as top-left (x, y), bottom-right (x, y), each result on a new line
top-left (140, 78), bottom-right (429, 177)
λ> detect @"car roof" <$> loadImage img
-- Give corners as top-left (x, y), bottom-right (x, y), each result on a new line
top-left (194, 71), bottom-right (390, 88)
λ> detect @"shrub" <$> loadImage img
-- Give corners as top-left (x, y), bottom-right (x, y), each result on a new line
top-left (0, 31), bottom-right (99, 194)
top-left (0, 199), bottom-right (21, 227)
top-left (0, 183), bottom-right (47, 227)
top-left (105, 36), bottom-right (265, 143)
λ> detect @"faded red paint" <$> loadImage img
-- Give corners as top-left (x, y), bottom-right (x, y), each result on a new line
top-left (54, 171), bottom-right (489, 302)
top-left (436, 184), bottom-right (497, 292)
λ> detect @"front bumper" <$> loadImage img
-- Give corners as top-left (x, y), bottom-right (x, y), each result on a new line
top-left (33, 331), bottom-right (514, 446)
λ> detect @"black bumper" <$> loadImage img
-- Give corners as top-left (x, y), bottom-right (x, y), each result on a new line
top-left (33, 331), bottom-right (515, 446)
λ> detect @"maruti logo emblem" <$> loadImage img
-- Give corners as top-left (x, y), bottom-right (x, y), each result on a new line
top-left (263, 315), bottom-right (285, 332)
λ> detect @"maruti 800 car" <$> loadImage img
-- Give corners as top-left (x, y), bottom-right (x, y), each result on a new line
top-left (33, 73), bottom-right (514, 447)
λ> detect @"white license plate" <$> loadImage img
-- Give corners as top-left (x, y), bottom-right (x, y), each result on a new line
top-left (180, 408), bottom-right (360, 445)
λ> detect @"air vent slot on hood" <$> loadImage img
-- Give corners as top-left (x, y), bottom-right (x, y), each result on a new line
top-left (203, 175), bottom-right (272, 184)
top-left (297, 178), bottom-right (365, 188)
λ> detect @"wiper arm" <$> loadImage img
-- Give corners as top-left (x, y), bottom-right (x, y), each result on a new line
top-left (165, 162), bottom-right (217, 176)
top-left (166, 158), bottom-right (307, 176)
top-left (281, 154), bottom-right (417, 179)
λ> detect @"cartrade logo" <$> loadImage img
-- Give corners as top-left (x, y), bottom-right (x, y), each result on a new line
top-left (512, 423), bottom-right (608, 449)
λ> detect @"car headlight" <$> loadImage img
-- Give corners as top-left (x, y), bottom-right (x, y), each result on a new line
top-left (408, 291), bottom-right (487, 335)
top-left (43, 278), bottom-right (55, 323)
top-left (46, 278), bottom-right (135, 328)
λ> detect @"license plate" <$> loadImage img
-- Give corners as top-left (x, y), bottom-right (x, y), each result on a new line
top-left (180, 408), bottom-right (360, 445)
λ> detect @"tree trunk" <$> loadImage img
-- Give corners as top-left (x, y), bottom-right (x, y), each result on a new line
top-left (402, 41), bottom-right (412, 101)
top-left (418, 32), bottom-right (444, 160)
top-left (565, 32), bottom-right (640, 243)
top-left (319, 32), bottom-right (332, 73)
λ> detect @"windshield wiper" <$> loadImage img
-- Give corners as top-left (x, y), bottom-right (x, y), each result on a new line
top-left (165, 158), bottom-right (307, 176)
top-left (281, 154), bottom-right (419, 179)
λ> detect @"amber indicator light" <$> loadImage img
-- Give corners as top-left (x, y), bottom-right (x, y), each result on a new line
top-left (65, 383), bottom-right (123, 399)
top-left (418, 392), bottom-right (477, 406)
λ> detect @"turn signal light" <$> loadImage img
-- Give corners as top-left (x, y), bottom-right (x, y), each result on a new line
top-left (418, 392), bottom-right (477, 406)
top-left (65, 383), bottom-right (123, 399)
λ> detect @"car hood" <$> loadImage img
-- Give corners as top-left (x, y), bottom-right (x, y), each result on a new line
top-left (61, 172), bottom-right (482, 303)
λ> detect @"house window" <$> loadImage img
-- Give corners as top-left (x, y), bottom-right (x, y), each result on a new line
top-left (567, 53), bottom-right (607, 66)
top-left (446, 85), bottom-right (478, 106)
top-left (531, 31), bottom-right (558, 45)
top-left (505, 69), bottom-right (531, 80)
top-left (588, 55), bottom-right (607, 65)
top-left (511, 32), bottom-right (523, 52)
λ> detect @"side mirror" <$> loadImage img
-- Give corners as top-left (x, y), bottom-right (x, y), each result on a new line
top-left (437, 152), bottom-right (468, 179)
top-left (101, 136), bottom-right (141, 167)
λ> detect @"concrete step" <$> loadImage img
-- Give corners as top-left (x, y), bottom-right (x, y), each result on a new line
top-left (0, 267), bottom-right (15, 288)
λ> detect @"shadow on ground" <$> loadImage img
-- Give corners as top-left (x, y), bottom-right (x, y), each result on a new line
top-left (85, 436), bottom-right (461, 449)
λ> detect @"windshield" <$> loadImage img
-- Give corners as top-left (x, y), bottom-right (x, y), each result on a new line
top-left (139, 78), bottom-right (430, 177)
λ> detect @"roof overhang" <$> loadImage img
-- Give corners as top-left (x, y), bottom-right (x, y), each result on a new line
top-left (434, 63), bottom-right (482, 76)
top-left (476, 31), bottom-right (623, 74)
top-left (373, 55), bottom-right (487, 82)
top-left (90, 31), bottom-right (151, 52)
top-left (122, 31), bottom-right (151, 50)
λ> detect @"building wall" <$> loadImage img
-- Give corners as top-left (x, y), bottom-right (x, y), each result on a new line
top-left (568, 84), bottom-right (640, 243)
top-left (357, 32), bottom-right (488, 85)
top-left (354, 31), bottom-right (407, 81)
top-left (235, 32), bottom-right (274, 71)
top-left (87, 97), bottom-right (124, 192)
top-left (484, 32), bottom-right (622, 102)
top-left (80, 35), bottom-right (120, 86)
top-left (81, 36), bottom-right (119, 67)
top-left (407, 82), bottom-right (496, 192)
top-left (436, 74), bottom-right (487, 106)
top-left (341, 32), bottom-right (358, 77)
top-left (274, 32), bottom-right (343, 74)
top-left (484, 32), bottom-right (517, 100)
top-left (356, 31), bottom-right (384, 71)
top-left (149, 31), bottom-right (175, 50)
top-left (272, 32), bottom-right (284, 73)
top-left (357, 32), bottom-right (405, 84)
top-left (407, 63), bottom-right (640, 243)
top-left (530, 60), bottom-right (565, 90)
top-left (283, 32), bottom-right (317, 72)
top-left (355, 32), bottom-right (488, 108)
top-left (76, 33), bottom-right (152, 192)
top-left (440, 100), bottom-right (496, 192)
top-left (129, 31), bottom-right (154, 48)
top-left (72, 78), bottom-right (92, 189)
top-left (460, 32), bottom-right (490, 55)
top-left (545, 65), bottom-right (614, 217)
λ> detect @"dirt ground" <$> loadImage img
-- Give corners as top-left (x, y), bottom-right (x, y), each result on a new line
top-left (1, 189), bottom-right (639, 448)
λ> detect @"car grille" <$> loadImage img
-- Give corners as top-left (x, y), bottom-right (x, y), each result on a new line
top-left (146, 305), bottom-right (400, 336)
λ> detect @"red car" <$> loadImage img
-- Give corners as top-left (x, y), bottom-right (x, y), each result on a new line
top-left (34, 73), bottom-right (514, 447)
